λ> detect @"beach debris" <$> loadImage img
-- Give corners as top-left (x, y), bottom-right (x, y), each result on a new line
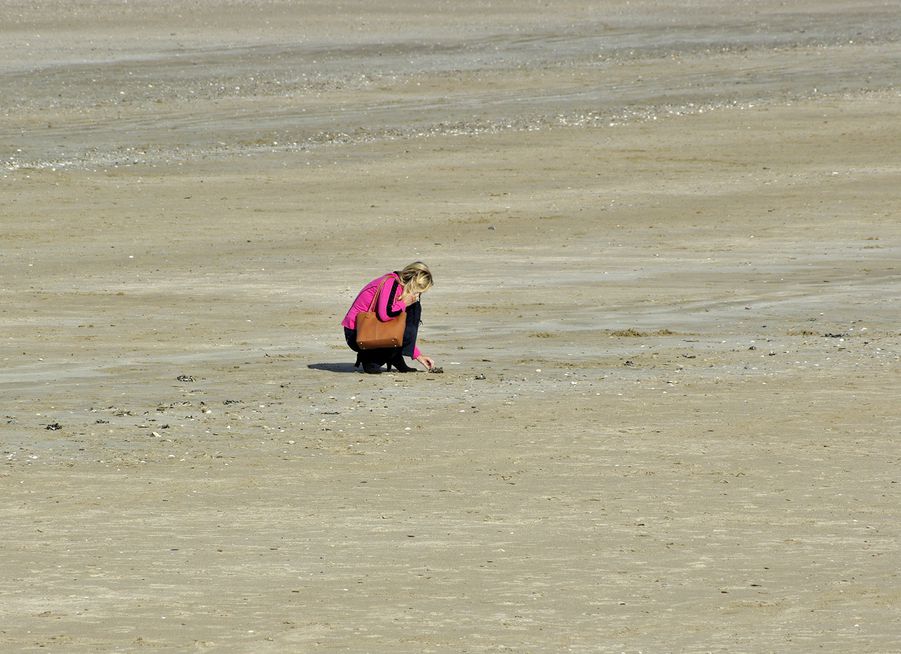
top-left (611, 328), bottom-right (676, 337)
top-left (474, 374), bottom-right (486, 380)
top-left (612, 328), bottom-right (645, 337)
top-left (176, 375), bottom-right (195, 382)
top-left (45, 423), bottom-right (62, 431)
top-left (824, 332), bottom-right (847, 338)
top-left (623, 360), bottom-right (635, 367)
top-left (429, 367), bottom-right (444, 374)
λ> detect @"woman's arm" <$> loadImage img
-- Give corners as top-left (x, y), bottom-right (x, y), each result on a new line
top-left (375, 276), bottom-right (408, 321)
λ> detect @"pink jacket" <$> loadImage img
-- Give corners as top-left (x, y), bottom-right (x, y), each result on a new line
top-left (341, 272), bottom-right (421, 359)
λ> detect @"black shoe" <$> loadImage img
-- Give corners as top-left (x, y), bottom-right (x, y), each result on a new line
top-left (362, 362), bottom-right (382, 374)
top-left (388, 352), bottom-right (418, 373)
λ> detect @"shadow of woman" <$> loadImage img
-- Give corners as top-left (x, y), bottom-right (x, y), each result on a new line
top-left (306, 362), bottom-right (357, 374)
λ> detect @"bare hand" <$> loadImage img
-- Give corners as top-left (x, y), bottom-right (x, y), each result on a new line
top-left (402, 291), bottom-right (420, 305)
top-left (416, 355), bottom-right (435, 370)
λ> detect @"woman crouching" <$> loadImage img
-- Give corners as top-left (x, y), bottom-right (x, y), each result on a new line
top-left (341, 262), bottom-right (436, 374)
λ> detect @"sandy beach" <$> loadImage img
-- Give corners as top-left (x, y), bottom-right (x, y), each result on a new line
top-left (2, 1), bottom-right (900, 651)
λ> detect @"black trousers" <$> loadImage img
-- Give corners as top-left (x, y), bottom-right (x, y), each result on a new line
top-left (345, 301), bottom-right (422, 364)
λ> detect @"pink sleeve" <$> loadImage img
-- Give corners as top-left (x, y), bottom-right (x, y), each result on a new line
top-left (375, 275), bottom-right (407, 322)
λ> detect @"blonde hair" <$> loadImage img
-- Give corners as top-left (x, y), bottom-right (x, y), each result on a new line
top-left (399, 261), bottom-right (433, 295)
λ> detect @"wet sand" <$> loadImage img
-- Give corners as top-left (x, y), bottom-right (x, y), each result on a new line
top-left (2, 2), bottom-right (901, 652)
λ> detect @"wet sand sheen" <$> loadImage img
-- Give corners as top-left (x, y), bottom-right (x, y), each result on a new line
top-left (4, 1), bottom-right (901, 169)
